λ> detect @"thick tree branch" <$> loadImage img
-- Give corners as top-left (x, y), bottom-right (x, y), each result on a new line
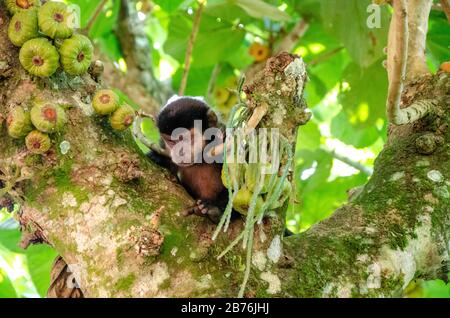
top-left (386, 0), bottom-right (433, 125)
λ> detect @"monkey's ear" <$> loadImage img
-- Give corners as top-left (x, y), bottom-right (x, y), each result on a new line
top-left (206, 108), bottom-right (220, 128)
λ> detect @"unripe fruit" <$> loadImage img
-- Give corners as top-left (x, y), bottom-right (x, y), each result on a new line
top-left (110, 104), bottom-right (135, 131)
top-left (268, 178), bottom-right (292, 209)
top-left (6, 106), bottom-right (33, 139)
top-left (6, 0), bottom-right (40, 14)
top-left (225, 76), bottom-right (238, 89)
top-left (19, 38), bottom-right (60, 77)
top-left (213, 87), bottom-right (230, 104)
top-left (225, 94), bottom-right (238, 108)
top-left (25, 130), bottom-right (51, 154)
top-left (92, 89), bottom-right (120, 115)
top-left (245, 163), bottom-right (272, 194)
top-left (30, 101), bottom-right (67, 133)
top-left (8, 9), bottom-right (39, 47)
top-left (38, 1), bottom-right (74, 39)
top-left (232, 188), bottom-right (264, 215)
top-left (59, 34), bottom-right (94, 75)
top-left (249, 43), bottom-right (270, 62)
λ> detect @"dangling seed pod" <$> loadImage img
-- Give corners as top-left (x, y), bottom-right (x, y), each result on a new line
top-left (38, 1), bottom-right (74, 39)
top-left (19, 38), bottom-right (60, 77)
top-left (8, 10), bottom-right (39, 47)
top-left (6, 0), bottom-right (40, 14)
top-left (25, 130), bottom-right (51, 154)
top-left (30, 101), bottom-right (66, 133)
top-left (6, 106), bottom-right (33, 139)
top-left (110, 104), bottom-right (136, 132)
top-left (59, 34), bottom-right (94, 75)
top-left (92, 89), bottom-right (120, 115)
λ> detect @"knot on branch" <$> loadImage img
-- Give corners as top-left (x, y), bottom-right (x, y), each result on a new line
top-left (114, 151), bottom-right (144, 183)
top-left (243, 52), bottom-right (310, 142)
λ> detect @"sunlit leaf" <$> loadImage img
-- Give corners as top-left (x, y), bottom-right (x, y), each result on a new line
top-left (0, 268), bottom-right (17, 298)
top-left (321, 0), bottom-right (390, 67)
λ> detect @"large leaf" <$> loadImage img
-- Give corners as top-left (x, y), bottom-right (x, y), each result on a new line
top-left (331, 111), bottom-right (381, 149)
top-left (26, 245), bottom-right (58, 298)
top-left (426, 13), bottom-right (450, 69)
top-left (153, 0), bottom-right (192, 13)
top-left (172, 66), bottom-right (215, 96)
top-left (89, 0), bottom-right (121, 38)
top-left (164, 14), bottom-right (245, 67)
top-left (234, 0), bottom-right (291, 21)
top-left (320, 0), bottom-right (390, 67)
top-left (339, 59), bottom-right (388, 124)
top-left (0, 268), bottom-right (16, 298)
top-left (0, 228), bottom-right (23, 254)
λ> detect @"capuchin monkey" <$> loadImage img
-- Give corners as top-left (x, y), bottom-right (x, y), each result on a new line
top-left (148, 96), bottom-right (228, 223)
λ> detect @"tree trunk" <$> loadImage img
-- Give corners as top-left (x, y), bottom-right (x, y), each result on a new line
top-left (0, 3), bottom-right (448, 298)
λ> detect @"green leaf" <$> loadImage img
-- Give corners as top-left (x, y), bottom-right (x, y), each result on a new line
top-left (0, 268), bottom-right (17, 298)
top-left (204, 0), bottom-right (253, 24)
top-left (234, 0), bottom-right (291, 21)
top-left (153, 0), bottom-right (191, 13)
top-left (88, 0), bottom-right (121, 38)
top-left (297, 121), bottom-right (321, 151)
top-left (331, 111), bottom-right (381, 148)
top-left (164, 14), bottom-right (245, 67)
top-left (172, 66), bottom-right (214, 96)
top-left (422, 280), bottom-right (450, 298)
top-left (339, 59), bottom-right (388, 124)
top-left (0, 225), bottom-right (23, 254)
top-left (25, 245), bottom-right (58, 298)
top-left (426, 14), bottom-right (450, 69)
top-left (321, 0), bottom-right (390, 67)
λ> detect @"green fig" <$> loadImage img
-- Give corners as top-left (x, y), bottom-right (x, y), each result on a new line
top-left (232, 188), bottom-right (264, 216)
top-left (25, 130), bottom-right (51, 154)
top-left (30, 101), bottom-right (66, 133)
top-left (6, 106), bottom-right (33, 139)
top-left (5, 0), bottom-right (40, 14)
top-left (110, 104), bottom-right (135, 131)
top-left (38, 1), bottom-right (74, 39)
top-left (92, 89), bottom-right (120, 115)
top-left (59, 34), bottom-right (93, 75)
top-left (8, 10), bottom-right (39, 47)
top-left (19, 38), bottom-right (60, 77)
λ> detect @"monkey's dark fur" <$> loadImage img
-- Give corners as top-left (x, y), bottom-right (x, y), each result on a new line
top-left (148, 97), bottom-right (227, 223)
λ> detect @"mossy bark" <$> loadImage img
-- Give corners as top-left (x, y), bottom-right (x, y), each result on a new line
top-left (1, 3), bottom-right (449, 298)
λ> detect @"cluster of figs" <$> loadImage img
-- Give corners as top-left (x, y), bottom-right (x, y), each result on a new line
top-left (6, 100), bottom-right (67, 154)
top-left (6, 0), bottom-right (93, 77)
top-left (3, 1), bottom-right (136, 155)
top-left (4, 89), bottom-right (136, 155)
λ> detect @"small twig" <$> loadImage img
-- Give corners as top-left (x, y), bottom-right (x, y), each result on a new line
top-left (321, 147), bottom-right (373, 176)
top-left (85, 0), bottom-right (108, 33)
top-left (440, 0), bottom-right (450, 22)
top-left (206, 64), bottom-right (221, 103)
top-left (308, 47), bottom-right (345, 66)
top-left (275, 20), bottom-right (309, 54)
top-left (179, 1), bottom-right (205, 96)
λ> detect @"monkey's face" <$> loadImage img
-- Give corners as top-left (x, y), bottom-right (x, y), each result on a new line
top-left (162, 127), bottom-right (206, 167)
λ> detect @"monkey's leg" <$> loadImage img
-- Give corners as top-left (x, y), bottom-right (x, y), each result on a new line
top-left (184, 200), bottom-right (222, 224)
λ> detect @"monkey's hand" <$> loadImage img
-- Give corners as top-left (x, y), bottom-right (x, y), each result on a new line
top-left (184, 200), bottom-right (222, 224)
